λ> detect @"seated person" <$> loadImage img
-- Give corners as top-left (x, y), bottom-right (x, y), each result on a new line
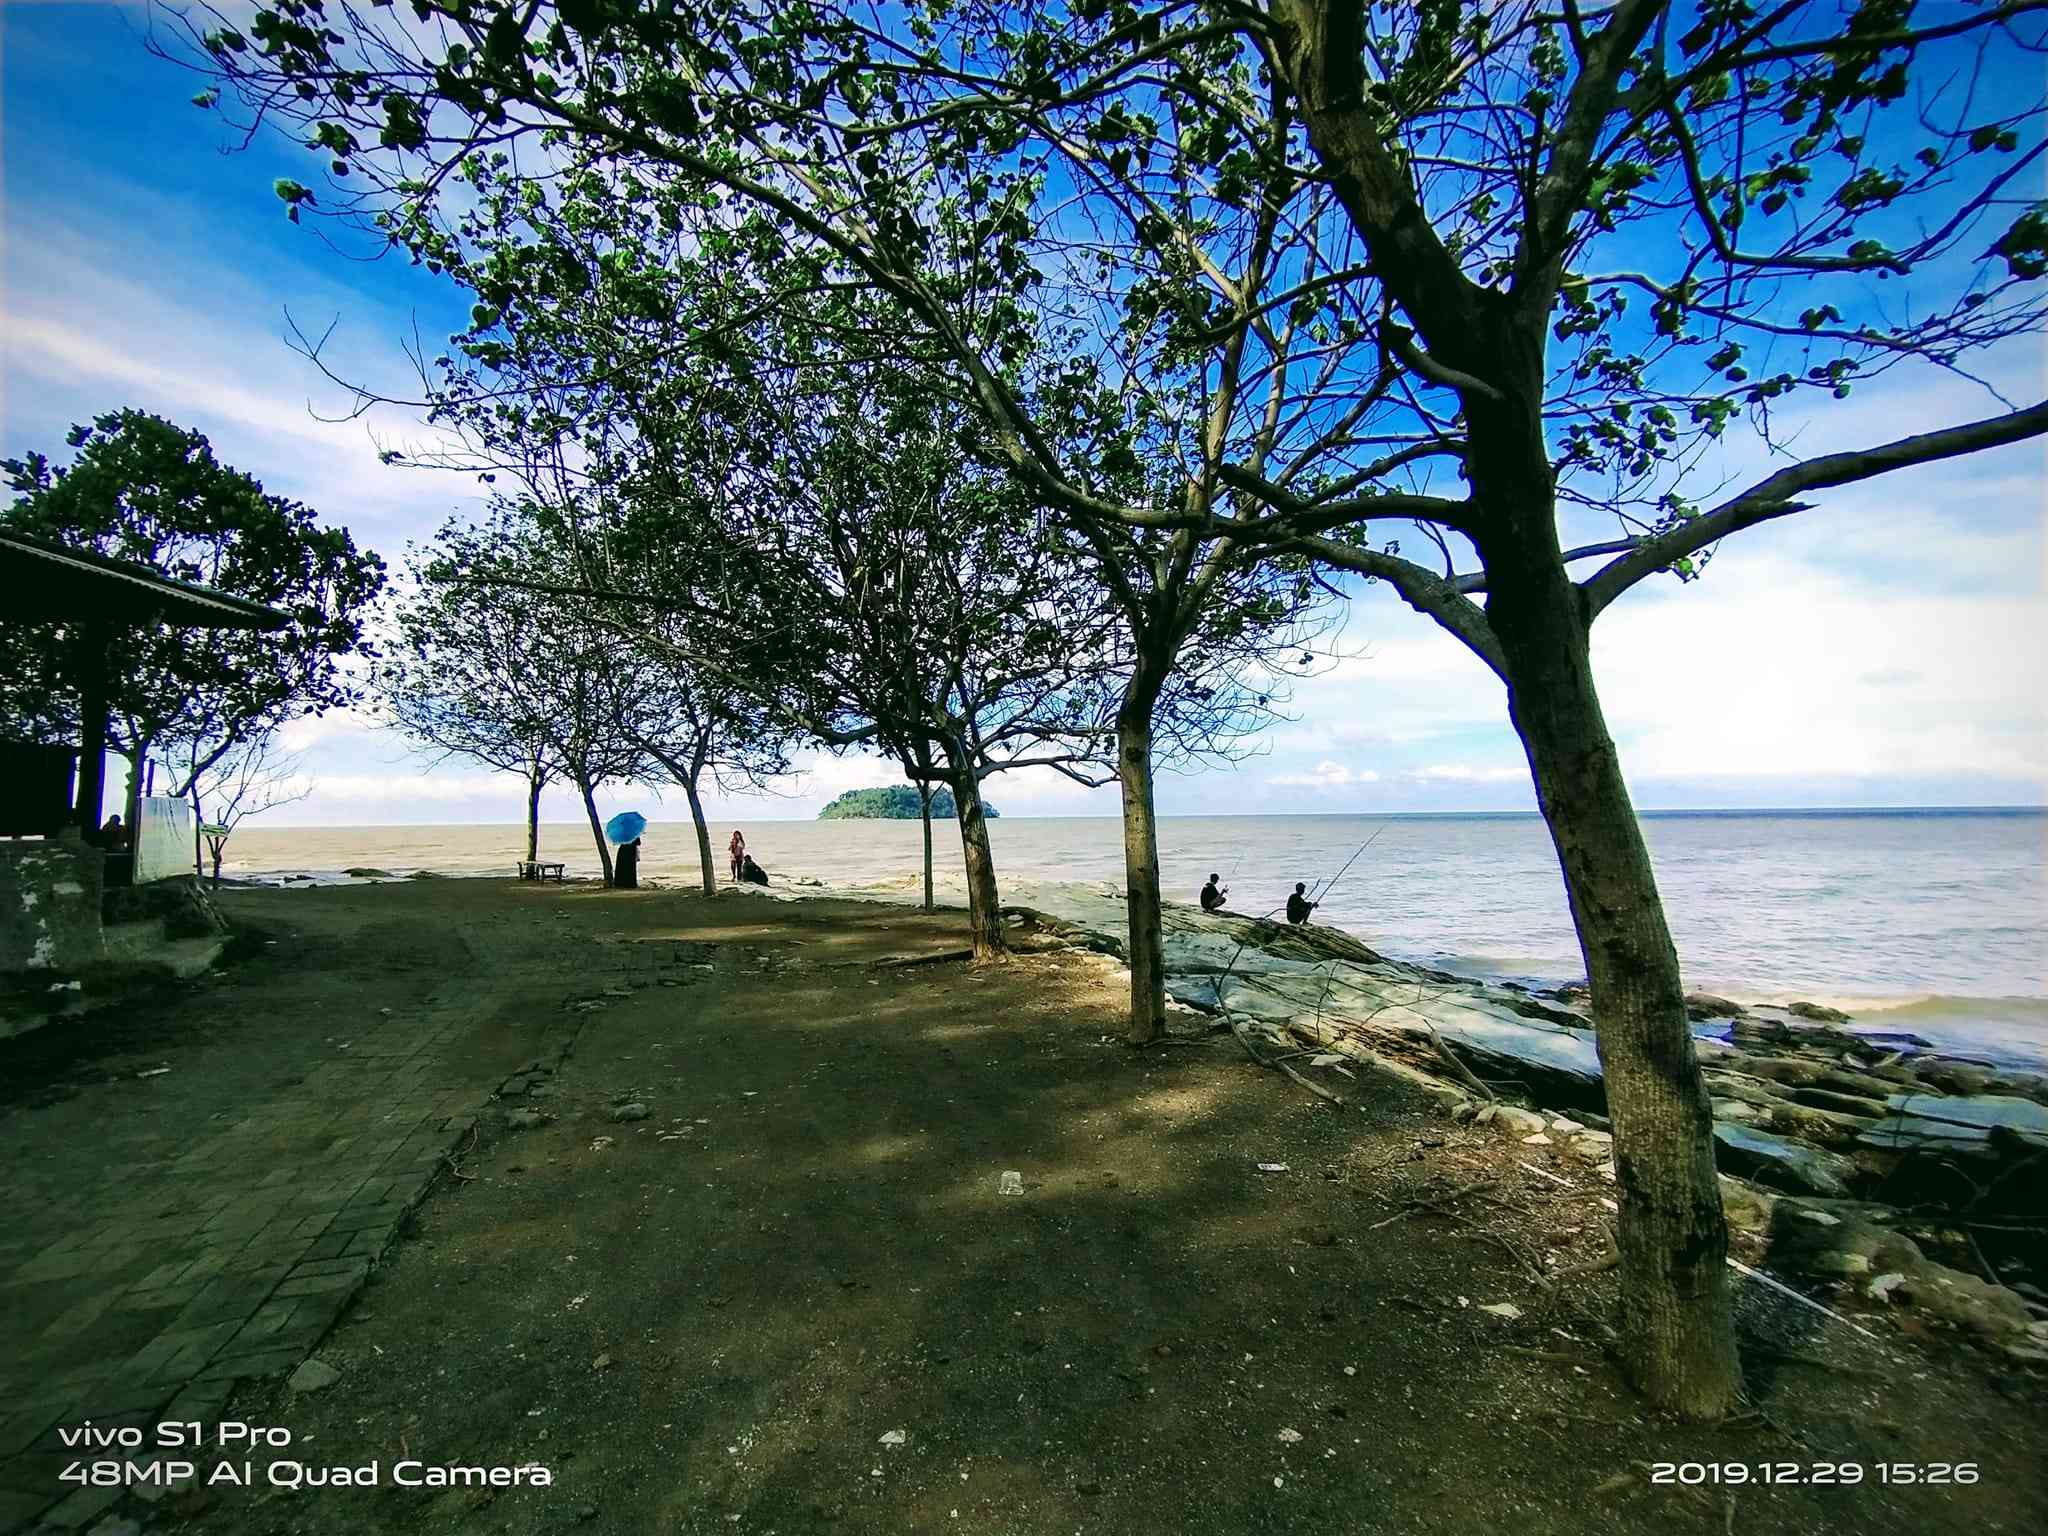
top-left (1285, 882), bottom-right (1318, 925)
top-left (1199, 873), bottom-right (1228, 912)
top-left (740, 853), bottom-right (770, 886)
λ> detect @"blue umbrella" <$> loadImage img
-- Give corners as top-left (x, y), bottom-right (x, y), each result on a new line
top-left (604, 811), bottom-right (648, 845)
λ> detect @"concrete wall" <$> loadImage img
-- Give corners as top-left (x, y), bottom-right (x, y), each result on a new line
top-left (0, 836), bottom-right (106, 976)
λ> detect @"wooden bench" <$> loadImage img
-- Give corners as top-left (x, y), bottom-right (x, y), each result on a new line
top-left (516, 860), bottom-right (566, 882)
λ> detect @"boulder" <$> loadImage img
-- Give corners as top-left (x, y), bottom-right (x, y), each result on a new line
top-left (1489, 1105), bottom-right (1548, 1138)
top-left (1788, 1086), bottom-right (1890, 1118)
top-left (1859, 1094), bottom-right (2048, 1155)
top-left (1685, 993), bottom-right (1747, 1020)
top-left (1788, 1001), bottom-right (1852, 1023)
top-left (1712, 1123), bottom-right (1860, 1197)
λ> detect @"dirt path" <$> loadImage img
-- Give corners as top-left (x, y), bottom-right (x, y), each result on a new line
top-left (9, 881), bottom-right (2043, 1534)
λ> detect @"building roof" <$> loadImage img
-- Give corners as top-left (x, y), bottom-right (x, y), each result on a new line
top-left (0, 529), bottom-right (291, 631)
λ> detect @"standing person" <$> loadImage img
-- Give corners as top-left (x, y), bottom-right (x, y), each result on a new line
top-left (1199, 873), bottom-right (1228, 912)
top-left (728, 828), bottom-right (747, 883)
top-left (1285, 882), bottom-right (1318, 926)
top-left (98, 813), bottom-right (126, 848)
top-left (615, 835), bottom-right (641, 890)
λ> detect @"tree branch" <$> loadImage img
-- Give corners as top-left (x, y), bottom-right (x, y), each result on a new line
top-left (1582, 399), bottom-right (2048, 616)
top-left (1287, 534), bottom-right (1507, 679)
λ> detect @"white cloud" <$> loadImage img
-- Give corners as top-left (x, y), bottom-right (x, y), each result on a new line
top-left (283, 770), bottom-right (527, 805)
top-left (1269, 760), bottom-right (1382, 789)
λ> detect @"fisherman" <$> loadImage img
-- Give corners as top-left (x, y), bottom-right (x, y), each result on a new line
top-left (615, 835), bottom-right (641, 890)
top-left (1285, 882), bottom-right (1318, 925)
top-left (1199, 873), bottom-right (1228, 912)
top-left (728, 828), bottom-right (747, 883)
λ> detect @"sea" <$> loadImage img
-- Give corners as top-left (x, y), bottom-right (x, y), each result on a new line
top-left (224, 808), bottom-right (2048, 1068)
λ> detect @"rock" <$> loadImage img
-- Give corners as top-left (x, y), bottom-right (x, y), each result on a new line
top-left (1788, 1001), bottom-right (1852, 1023)
top-left (1789, 1087), bottom-right (1890, 1118)
top-left (1718, 1177), bottom-right (1777, 1236)
top-left (1892, 1268), bottom-right (2035, 1341)
top-left (1861, 1094), bottom-right (2048, 1154)
top-left (2005, 1344), bottom-right (2048, 1366)
top-left (576, 1504), bottom-right (599, 1521)
top-left (1762, 1100), bottom-right (1878, 1150)
top-left (288, 1359), bottom-right (340, 1393)
top-left (878, 1429), bottom-right (908, 1446)
top-left (1568, 1137), bottom-right (1611, 1162)
top-left (502, 1108), bottom-right (546, 1131)
top-left (1520, 1133), bottom-right (1552, 1146)
top-left (1867, 1272), bottom-right (1907, 1302)
top-left (1450, 1102), bottom-right (1479, 1125)
top-left (1712, 1123), bottom-right (1859, 1196)
top-left (1477, 1302), bottom-right (1523, 1320)
top-left (1713, 1100), bottom-right (1763, 1124)
top-left (1277, 1427), bottom-right (1303, 1443)
top-left (608, 1102), bottom-right (650, 1123)
top-left (1549, 1117), bottom-right (1585, 1134)
top-left (1490, 1105), bottom-right (1547, 1137)
top-left (1685, 993), bottom-right (1747, 1020)
top-left (1925, 1064), bottom-right (1991, 1096)
top-left (591, 1353), bottom-right (611, 1371)
top-left (344, 867), bottom-right (395, 879)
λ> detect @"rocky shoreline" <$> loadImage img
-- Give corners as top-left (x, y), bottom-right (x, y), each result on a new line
top-left (1000, 889), bottom-right (2048, 1367)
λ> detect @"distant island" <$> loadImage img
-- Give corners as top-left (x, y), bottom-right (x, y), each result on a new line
top-left (817, 785), bottom-right (999, 820)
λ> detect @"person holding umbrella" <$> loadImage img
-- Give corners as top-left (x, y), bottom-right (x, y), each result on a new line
top-left (605, 811), bottom-right (648, 889)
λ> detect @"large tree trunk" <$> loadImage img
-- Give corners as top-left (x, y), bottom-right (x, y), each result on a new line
top-left (577, 777), bottom-right (615, 886)
top-left (918, 781), bottom-right (935, 911)
top-left (524, 753), bottom-right (545, 864)
top-left (949, 768), bottom-right (1006, 962)
top-left (1116, 687), bottom-right (1167, 1045)
top-left (1489, 560), bottom-right (1740, 1420)
top-left (682, 770), bottom-right (716, 897)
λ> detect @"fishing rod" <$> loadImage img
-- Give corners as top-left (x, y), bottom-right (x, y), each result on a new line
top-left (1204, 820), bottom-right (1391, 1020)
top-left (1307, 821), bottom-right (1388, 911)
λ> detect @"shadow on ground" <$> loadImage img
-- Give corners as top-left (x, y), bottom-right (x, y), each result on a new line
top-left (11, 881), bottom-right (2041, 1535)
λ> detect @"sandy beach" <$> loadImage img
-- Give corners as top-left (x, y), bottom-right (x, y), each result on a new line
top-left (3, 875), bottom-right (2042, 1534)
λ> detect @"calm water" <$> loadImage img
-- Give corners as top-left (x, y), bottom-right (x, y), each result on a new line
top-left (227, 809), bottom-right (2048, 1061)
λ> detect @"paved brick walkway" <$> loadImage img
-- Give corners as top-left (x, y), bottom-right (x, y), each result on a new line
top-left (0, 890), bottom-right (615, 1532)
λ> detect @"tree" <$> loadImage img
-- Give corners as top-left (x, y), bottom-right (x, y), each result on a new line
top-left (177, 732), bottom-right (309, 886)
top-left (609, 630), bottom-right (794, 898)
top-left (381, 541), bottom-right (556, 865)
top-left (386, 508), bottom-right (644, 883)
top-left (572, 354), bottom-right (1133, 959)
top-left (180, 0), bottom-right (2048, 1415)
top-left (2, 409), bottom-right (384, 812)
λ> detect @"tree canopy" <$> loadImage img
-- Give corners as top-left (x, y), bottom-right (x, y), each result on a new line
top-left (819, 784), bottom-right (996, 819)
top-left (0, 408), bottom-right (385, 792)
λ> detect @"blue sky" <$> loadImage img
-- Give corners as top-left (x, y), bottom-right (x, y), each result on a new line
top-left (3, 3), bottom-right (2043, 827)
